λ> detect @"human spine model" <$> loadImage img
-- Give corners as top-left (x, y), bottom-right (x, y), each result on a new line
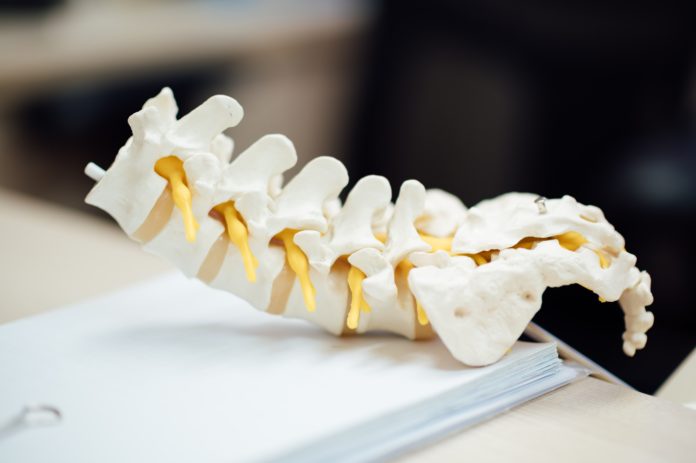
top-left (84, 88), bottom-right (654, 366)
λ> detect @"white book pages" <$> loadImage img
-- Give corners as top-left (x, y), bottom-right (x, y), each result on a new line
top-left (0, 274), bottom-right (582, 463)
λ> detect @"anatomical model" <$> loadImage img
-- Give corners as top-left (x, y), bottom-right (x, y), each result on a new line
top-left (84, 88), bottom-right (654, 366)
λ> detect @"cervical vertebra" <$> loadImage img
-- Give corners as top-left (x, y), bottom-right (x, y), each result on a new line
top-left (85, 88), bottom-right (654, 366)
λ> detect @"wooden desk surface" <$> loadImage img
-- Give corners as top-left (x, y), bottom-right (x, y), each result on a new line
top-left (2, 189), bottom-right (695, 462)
top-left (400, 377), bottom-right (696, 463)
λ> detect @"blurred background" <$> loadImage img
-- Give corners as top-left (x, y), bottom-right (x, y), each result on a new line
top-left (0, 0), bottom-right (694, 394)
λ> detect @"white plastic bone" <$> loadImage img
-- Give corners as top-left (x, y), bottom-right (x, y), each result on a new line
top-left (207, 235), bottom-right (286, 311)
top-left (453, 193), bottom-right (623, 254)
top-left (348, 248), bottom-right (419, 339)
top-left (214, 134), bottom-right (297, 235)
top-left (410, 254), bottom-right (546, 366)
top-left (409, 239), bottom-right (650, 365)
top-left (383, 180), bottom-right (431, 265)
top-left (282, 265), bottom-right (350, 335)
top-left (619, 271), bottom-right (654, 356)
top-left (210, 133), bottom-right (234, 164)
top-left (168, 94), bottom-right (243, 152)
top-left (143, 152), bottom-right (225, 276)
top-left (84, 162), bottom-right (106, 182)
top-left (416, 189), bottom-right (468, 237)
top-left (267, 156), bottom-right (349, 236)
top-left (85, 88), bottom-right (243, 235)
top-left (295, 175), bottom-right (391, 274)
top-left (84, 89), bottom-right (655, 367)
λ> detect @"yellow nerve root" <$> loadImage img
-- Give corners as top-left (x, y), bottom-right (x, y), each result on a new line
top-left (347, 265), bottom-right (371, 329)
top-left (213, 201), bottom-right (258, 283)
top-left (555, 231), bottom-right (587, 251)
top-left (396, 259), bottom-right (429, 326)
top-left (415, 301), bottom-right (429, 326)
top-left (418, 233), bottom-right (488, 266)
top-left (595, 249), bottom-right (611, 269)
top-left (555, 231), bottom-right (610, 268)
top-left (418, 234), bottom-right (452, 252)
top-left (154, 156), bottom-right (199, 242)
top-left (420, 230), bottom-right (610, 268)
top-left (277, 229), bottom-right (316, 311)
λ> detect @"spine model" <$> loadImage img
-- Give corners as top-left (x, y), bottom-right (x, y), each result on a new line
top-left (84, 88), bottom-right (654, 366)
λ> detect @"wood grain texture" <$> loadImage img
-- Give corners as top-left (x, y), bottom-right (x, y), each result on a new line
top-left (398, 377), bottom-right (696, 463)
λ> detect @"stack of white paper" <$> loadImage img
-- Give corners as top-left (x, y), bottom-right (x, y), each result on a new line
top-left (0, 274), bottom-right (582, 463)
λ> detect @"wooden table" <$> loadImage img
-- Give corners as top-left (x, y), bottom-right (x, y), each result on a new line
top-left (2, 189), bottom-right (695, 462)
top-left (400, 378), bottom-right (696, 462)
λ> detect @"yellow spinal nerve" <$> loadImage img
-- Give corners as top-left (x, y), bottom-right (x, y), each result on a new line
top-left (148, 159), bottom-right (612, 323)
top-left (277, 229), bottom-right (316, 311)
top-left (415, 230), bottom-right (612, 322)
top-left (418, 234), bottom-right (452, 252)
top-left (545, 231), bottom-right (611, 268)
top-left (420, 230), bottom-right (609, 267)
top-left (347, 265), bottom-right (371, 330)
top-left (213, 201), bottom-right (258, 283)
top-left (394, 258), bottom-right (429, 327)
top-left (554, 231), bottom-right (587, 251)
top-left (154, 156), bottom-right (199, 242)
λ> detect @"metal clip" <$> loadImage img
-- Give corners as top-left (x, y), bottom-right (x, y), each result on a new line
top-left (19, 404), bottom-right (62, 426)
top-left (534, 196), bottom-right (548, 214)
top-left (0, 404), bottom-right (62, 440)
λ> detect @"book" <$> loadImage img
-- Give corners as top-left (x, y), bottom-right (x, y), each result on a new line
top-left (0, 274), bottom-right (583, 462)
